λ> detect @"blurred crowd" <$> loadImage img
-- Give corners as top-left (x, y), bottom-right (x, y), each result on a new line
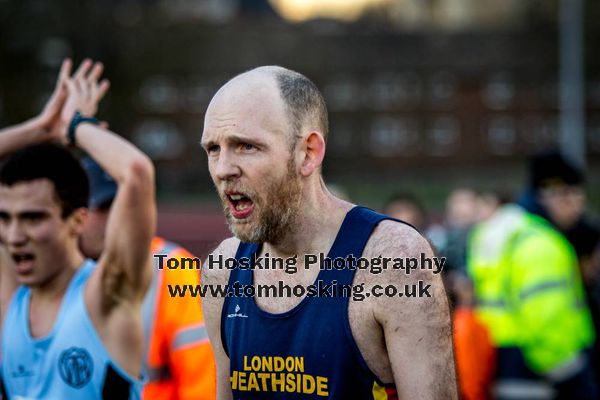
top-left (2, 73), bottom-right (598, 397)
top-left (384, 151), bottom-right (600, 400)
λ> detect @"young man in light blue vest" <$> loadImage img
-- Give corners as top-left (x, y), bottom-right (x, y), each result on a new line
top-left (0, 58), bottom-right (156, 399)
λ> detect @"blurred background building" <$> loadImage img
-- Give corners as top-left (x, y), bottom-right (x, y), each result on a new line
top-left (0, 0), bottom-right (599, 256)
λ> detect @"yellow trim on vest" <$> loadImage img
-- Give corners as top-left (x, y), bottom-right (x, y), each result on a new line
top-left (372, 381), bottom-right (388, 400)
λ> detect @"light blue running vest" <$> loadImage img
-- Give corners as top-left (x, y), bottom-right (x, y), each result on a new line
top-left (1, 259), bottom-right (142, 399)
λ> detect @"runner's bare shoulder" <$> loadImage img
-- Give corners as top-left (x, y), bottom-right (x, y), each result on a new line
top-left (363, 220), bottom-right (438, 284)
top-left (364, 220), bottom-right (429, 260)
top-left (202, 236), bottom-right (241, 286)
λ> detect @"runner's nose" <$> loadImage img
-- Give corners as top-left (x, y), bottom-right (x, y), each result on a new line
top-left (214, 149), bottom-right (241, 181)
top-left (5, 219), bottom-right (27, 247)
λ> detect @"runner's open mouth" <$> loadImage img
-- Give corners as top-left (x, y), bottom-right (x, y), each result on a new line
top-left (225, 191), bottom-right (255, 219)
top-left (12, 252), bottom-right (35, 264)
top-left (227, 193), bottom-right (253, 212)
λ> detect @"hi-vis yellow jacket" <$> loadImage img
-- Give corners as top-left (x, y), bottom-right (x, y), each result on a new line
top-left (467, 205), bottom-right (594, 375)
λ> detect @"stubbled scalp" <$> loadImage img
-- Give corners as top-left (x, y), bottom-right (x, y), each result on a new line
top-left (203, 68), bottom-right (288, 141)
top-left (271, 68), bottom-right (329, 147)
top-left (209, 66), bottom-right (328, 148)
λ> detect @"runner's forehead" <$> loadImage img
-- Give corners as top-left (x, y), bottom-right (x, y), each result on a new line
top-left (0, 180), bottom-right (59, 210)
top-left (203, 76), bottom-right (289, 142)
top-left (208, 72), bottom-right (283, 116)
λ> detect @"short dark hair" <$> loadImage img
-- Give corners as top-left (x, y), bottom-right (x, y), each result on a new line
top-left (0, 143), bottom-right (89, 218)
top-left (528, 150), bottom-right (584, 190)
top-left (274, 69), bottom-right (329, 148)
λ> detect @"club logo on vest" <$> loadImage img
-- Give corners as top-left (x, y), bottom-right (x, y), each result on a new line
top-left (58, 347), bottom-right (94, 388)
top-left (227, 304), bottom-right (248, 318)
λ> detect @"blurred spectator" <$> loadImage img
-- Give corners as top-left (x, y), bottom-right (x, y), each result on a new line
top-left (443, 188), bottom-right (506, 280)
top-left (518, 150), bottom-right (600, 390)
top-left (590, 244), bottom-right (600, 381)
top-left (476, 190), bottom-right (508, 222)
top-left (80, 158), bottom-right (216, 400)
top-left (522, 152), bottom-right (600, 282)
top-left (447, 188), bottom-right (481, 228)
top-left (382, 192), bottom-right (446, 252)
top-left (383, 192), bottom-right (426, 231)
top-left (452, 275), bottom-right (496, 400)
top-left (469, 173), bottom-right (597, 398)
top-left (441, 188), bottom-right (480, 275)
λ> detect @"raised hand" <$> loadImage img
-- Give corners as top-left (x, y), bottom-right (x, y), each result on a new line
top-left (31, 58), bottom-right (72, 138)
top-left (56, 59), bottom-right (110, 143)
top-left (64, 59), bottom-right (110, 119)
top-left (0, 58), bottom-right (110, 157)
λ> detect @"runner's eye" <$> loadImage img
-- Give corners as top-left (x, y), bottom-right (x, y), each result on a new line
top-left (207, 145), bottom-right (220, 154)
top-left (22, 212), bottom-right (46, 222)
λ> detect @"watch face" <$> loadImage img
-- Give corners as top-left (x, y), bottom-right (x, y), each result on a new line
top-left (68, 112), bottom-right (98, 146)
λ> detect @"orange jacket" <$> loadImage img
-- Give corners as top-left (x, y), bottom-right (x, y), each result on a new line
top-left (453, 308), bottom-right (495, 400)
top-left (142, 237), bottom-right (216, 400)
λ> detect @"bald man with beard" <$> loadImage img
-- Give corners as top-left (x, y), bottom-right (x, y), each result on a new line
top-left (200, 66), bottom-right (457, 400)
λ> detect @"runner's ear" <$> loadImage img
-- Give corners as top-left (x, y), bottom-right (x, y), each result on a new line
top-left (299, 131), bottom-right (325, 177)
top-left (68, 207), bottom-right (89, 236)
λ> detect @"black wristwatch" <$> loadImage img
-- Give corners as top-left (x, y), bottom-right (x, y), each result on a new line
top-left (68, 111), bottom-right (99, 146)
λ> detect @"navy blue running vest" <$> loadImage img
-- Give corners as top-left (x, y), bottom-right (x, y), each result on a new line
top-left (221, 206), bottom-right (405, 399)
